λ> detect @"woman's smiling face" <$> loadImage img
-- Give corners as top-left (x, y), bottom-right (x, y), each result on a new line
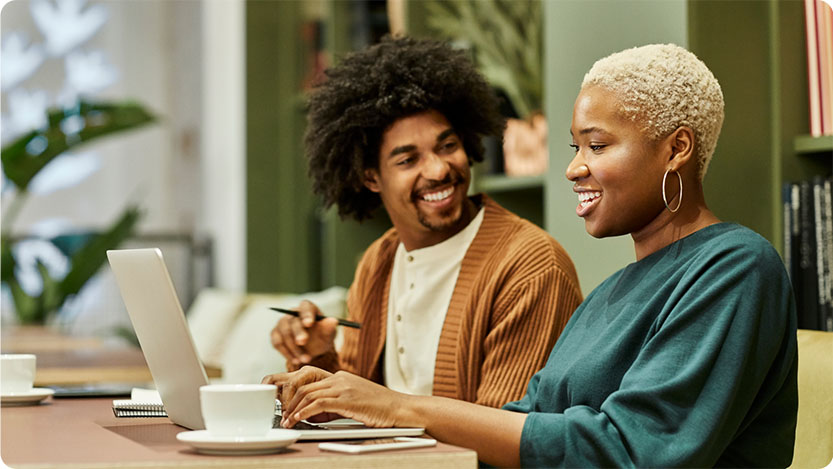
top-left (566, 86), bottom-right (669, 239)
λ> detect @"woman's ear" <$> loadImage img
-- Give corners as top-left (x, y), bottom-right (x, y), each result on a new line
top-left (363, 169), bottom-right (381, 193)
top-left (666, 126), bottom-right (695, 172)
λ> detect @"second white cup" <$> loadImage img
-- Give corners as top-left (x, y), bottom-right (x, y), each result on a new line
top-left (0, 354), bottom-right (36, 394)
top-left (199, 384), bottom-right (276, 437)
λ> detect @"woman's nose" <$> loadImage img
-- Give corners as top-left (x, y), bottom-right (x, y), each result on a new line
top-left (565, 153), bottom-right (589, 181)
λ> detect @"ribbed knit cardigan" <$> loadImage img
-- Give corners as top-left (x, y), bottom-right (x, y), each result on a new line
top-left (298, 195), bottom-right (583, 408)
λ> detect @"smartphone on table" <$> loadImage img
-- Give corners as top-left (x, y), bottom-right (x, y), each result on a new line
top-left (318, 437), bottom-right (437, 454)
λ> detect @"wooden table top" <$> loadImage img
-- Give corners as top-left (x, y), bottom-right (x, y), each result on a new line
top-left (2, 325), bottom-right (154, 386)
top-left (0, 397), bottom-right (477, 468)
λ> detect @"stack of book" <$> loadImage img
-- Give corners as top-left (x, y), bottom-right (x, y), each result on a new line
top-left (783, 177), bottom-right (833, 331)
top-left (804, 0), bottom-right (833, 136)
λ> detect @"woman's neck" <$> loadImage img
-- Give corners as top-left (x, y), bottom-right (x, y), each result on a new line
top-left (631, 185), bottom-right (721, 261)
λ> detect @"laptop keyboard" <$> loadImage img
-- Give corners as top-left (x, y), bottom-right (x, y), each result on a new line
top-left (272, 415), bottom-right (330, 430)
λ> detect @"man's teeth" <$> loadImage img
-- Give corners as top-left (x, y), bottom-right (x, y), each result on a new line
top-left (422, 187), bottom-right (454, 202)
top-left (578, 191), bottom-right (601, 207)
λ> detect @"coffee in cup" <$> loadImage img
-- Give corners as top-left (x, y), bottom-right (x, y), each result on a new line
top-left (199, 384), bottom-right (277, 437)
top-left (1, 354), bottom-right (36, 394)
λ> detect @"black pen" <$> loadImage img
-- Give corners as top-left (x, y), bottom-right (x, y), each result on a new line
top-left (270, 307), bottom-right (361, 329)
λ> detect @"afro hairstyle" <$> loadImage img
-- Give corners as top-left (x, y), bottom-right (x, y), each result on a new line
top-left (304, 35), bottom-right (505, 221)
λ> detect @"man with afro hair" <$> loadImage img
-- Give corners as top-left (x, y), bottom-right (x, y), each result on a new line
top-left (270, 36), bottom-right (581, 408)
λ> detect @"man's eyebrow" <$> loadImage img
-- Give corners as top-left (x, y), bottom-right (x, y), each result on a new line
top-left (436, 128), bottom-right (457, 142)
top-left (388, 128), bottom-right (457, 158)
top-left (389, 144), bottom-right (417, 158)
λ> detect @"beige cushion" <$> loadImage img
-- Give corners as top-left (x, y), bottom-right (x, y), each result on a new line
top-left (186, 288), bottom-right (248, 369)
top-left (218, 286), bottom-right (347, 384)
top-left (790, 329), bottom-right (833, 468)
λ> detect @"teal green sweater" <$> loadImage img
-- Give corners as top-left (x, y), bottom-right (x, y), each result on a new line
top-left (503, 223), bottom-right (798, 467)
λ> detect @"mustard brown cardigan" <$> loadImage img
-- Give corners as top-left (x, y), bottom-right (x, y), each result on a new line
top-left (296, 195), bottom-right (582, 408)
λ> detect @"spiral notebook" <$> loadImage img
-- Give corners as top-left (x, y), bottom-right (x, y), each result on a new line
top-left (112, 388), bottom-right (166, 418)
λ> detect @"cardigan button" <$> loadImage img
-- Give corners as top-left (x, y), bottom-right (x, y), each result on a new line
top-left (407, 255), bottom-right (414, 262)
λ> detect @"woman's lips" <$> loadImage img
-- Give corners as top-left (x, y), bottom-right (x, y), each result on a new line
top-left (575, 191), bottom-right (601, 217)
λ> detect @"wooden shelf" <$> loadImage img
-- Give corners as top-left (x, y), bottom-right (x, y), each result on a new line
top-left (474, 174), bottom-right (545, 194)
top-left (794, 135), bottom-right (833, 155)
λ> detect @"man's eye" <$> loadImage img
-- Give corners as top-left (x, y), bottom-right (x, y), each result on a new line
top-left (439, 141), bottom-right (458, 152)
top-left (396, 156), bottom-right (415, 166)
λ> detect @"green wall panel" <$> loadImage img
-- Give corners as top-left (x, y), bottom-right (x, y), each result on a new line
top-left (246, 1), bottom-right (320, 293)
top-left (689, 0), bottom-right (775, 244)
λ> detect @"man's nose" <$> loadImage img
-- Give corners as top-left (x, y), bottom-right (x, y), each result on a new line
top-left (422, 152), bottom-right (451, 180)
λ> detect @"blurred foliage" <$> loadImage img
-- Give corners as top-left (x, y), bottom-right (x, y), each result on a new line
top-left (1, 100), bottom-right (154, 324)
top-left (425, 0), bottom-right (542, 119)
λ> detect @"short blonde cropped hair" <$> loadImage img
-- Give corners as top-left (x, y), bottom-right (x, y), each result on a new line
top-left (582, 43), bottom-right (724, 180)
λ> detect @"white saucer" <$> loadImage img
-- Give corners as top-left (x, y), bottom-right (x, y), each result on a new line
top-left (1, 387), bottom-right (55, 406)
top-left (176, 429), bottom-right (301, 455)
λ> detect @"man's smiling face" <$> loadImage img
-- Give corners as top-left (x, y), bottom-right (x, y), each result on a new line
top-left (364, 109), bottom-right (474, 250)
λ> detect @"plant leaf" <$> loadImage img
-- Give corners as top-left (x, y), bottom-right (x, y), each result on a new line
top-left (1, 101), bottom-right (155, 191)
top-left (59, 206), bottom-right (142, 297)
top-left (36, 259), bottom-right (63, 318)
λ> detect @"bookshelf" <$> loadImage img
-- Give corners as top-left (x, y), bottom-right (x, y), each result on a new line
top-left (794, 135), bottom-right (833, 155)
top-left (474, 174), bottom-right (544, 194)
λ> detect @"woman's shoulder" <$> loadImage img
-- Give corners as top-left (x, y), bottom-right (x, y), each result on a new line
top-left (683, 224), bottom-right (790, 293)
top-left (693, 223), bottom-right (781, 262)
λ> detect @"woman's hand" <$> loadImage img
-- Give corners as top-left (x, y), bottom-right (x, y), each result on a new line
top-left (264, 367), bottom-right (413, 429)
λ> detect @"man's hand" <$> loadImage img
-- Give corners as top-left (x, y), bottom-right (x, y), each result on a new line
top-left (263, 367), bottom-right (413, 430)
top-left (270, 300), bottom-right (338, 366)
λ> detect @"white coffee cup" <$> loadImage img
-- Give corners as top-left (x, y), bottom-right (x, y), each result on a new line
top-left (1, 354), bottom-right (36, 394)
top-left (199, 384), bottom-right (277, 437)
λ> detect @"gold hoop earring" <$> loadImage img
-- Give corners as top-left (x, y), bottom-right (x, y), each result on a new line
top-left (662, 169), bottom-right (682, 213)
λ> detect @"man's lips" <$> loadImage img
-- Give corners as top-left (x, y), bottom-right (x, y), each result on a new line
top-left (414, 176), bottom-right (462, 203)
top-left (419, 186), bottom-right (455, 202)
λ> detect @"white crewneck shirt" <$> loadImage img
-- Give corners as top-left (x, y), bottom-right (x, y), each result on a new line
top-left (383, 207), bottom-right (485, 395)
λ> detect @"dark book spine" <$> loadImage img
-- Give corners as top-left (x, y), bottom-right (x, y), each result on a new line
top-left (783, 183), bottom-right (793, 275)
top-left (823, 179), bottom-right (833, 331)
top-left (813, 178), bottom-right (825, 328)
top-left (791, 183), bottom-right (802, 289)
top-left (798, 180), bottom-right (820, 330)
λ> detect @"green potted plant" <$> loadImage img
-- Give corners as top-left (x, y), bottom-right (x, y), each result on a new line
top-left (1, 101), bottom-right (154, 324)
top-left (1, 0), bottom-right (155, 325)
top-left (425, 0), bottom-right (547, 176)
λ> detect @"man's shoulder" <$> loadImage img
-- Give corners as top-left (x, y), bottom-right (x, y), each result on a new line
top-left (477, 196), bottom-right (577, 280)
top-left (481, 196), bottom-right (568, 255)
top-left (354, 226), bottom-right (400, 271)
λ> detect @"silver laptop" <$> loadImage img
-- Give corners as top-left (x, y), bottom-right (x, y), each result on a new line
top-left (107, 248), bottom-right (424, 440)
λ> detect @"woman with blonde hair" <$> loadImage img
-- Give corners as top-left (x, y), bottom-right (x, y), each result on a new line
top-left (265, 43), bottom-right (798, 467)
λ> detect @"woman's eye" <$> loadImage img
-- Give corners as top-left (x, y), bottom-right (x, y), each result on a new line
top-left (569, 144), bottom-right (579, 153)
top-left (589, 145), bottom-right (606, 152)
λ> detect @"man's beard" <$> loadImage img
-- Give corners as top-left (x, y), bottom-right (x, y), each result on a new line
top-left (417, 202), bottom-right (463, 232)
top-left (413, 172), bottom-right (467, 232)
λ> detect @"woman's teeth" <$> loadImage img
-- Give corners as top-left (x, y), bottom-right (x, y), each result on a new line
top-left (578, 191), bottom-right (601, 207)
top-left (422, 187), bottom-right (454, 202)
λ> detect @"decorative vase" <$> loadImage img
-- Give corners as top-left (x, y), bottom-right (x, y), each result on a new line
top-left (503, 113), bottom-right (548, 177)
